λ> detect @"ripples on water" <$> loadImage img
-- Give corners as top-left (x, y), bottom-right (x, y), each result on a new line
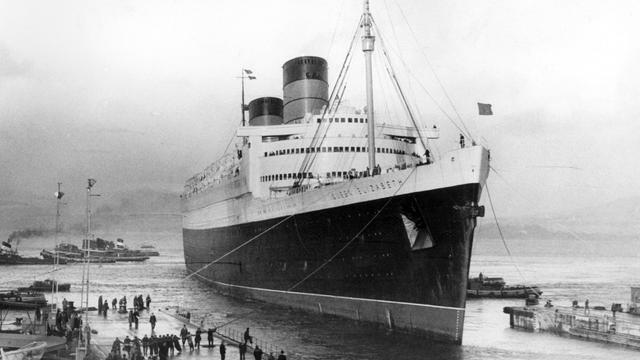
top-left (2, 233), bottom-right (639, 359)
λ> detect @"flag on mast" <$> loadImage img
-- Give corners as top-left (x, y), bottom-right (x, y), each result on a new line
top-left (88, 178), bottom-right (97, 189)
top-left (243, 69), bottom-right (253, 74)
top-left (478, 103), bottom-right (493, 115)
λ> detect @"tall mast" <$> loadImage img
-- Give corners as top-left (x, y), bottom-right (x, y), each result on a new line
top-left (52, 183), bottom-right (64, 305)
top-left (241, 69), bottom-right (246, 127)
top-left (362, 0), bottom-right (376, 174)
top-left (79, 179), bottom-right (96, 354)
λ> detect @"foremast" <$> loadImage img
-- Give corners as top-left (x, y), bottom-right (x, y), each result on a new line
top-left (362, 0), bottom-right (376, 173)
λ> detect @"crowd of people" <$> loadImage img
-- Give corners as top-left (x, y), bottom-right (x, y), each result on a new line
top-left (106, 325), bottom-right (288, 360)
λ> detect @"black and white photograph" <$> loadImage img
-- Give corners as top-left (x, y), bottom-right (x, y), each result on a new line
top-left (1, 1), bottom-right (639, 359)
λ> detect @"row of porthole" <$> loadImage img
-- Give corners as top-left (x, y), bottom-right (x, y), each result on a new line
top-left (352, 272), bottom-right (395, 278)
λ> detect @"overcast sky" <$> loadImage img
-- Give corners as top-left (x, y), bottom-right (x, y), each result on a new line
top-left (1, 0), bottom-right (639, 217)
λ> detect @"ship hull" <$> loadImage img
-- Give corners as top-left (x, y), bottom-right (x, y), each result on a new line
top-left (183, 182), bottom-right (482, 344)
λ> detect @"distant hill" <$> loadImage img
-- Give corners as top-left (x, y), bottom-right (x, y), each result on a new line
top-left (476, 196), bottom-right (640, 240)
top-left (3, 189), bottom-right (638, 242)
top-left (0, 188), bottom-right (181, 239)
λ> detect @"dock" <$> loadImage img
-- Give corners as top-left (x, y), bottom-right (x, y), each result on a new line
top-left (2, 304), bottom-right (291, 360)
top-left (80, 306), bottom-right (289, 359)
top-left (504, 305), bottom-right (640, 350)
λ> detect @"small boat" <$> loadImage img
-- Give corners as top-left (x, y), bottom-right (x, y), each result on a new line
top-left (467, 273), bottom-right (542, 298)
top-left (0, 291), bottom-right (46, 309)
top-left (0, 341), bottom-right (47, 360)
top-left (17, 279), bottom-right (70, 293)
top-left (137, 244), bottom-right (160, 257)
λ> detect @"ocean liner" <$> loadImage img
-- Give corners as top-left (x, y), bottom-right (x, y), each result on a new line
top-left (182, 1), bottom-right (489, 344)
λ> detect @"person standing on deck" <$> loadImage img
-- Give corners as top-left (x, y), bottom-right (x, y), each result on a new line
top-left (112, 298), bottom-right (117, 310)
top-left (194, 328), bottom-right (202, 350)
top-left (253, 345), bottom-right (263, 360)
top-left (180, 325), bottom-right (188, 348)
top-left (133, 310), bottom-right (139, 329)
top-left (219, 342), bottom-right (226, 360)
top-left (244, 328), bottom-right (252, 344)
top-left (128, 310), bottom-right (133, 329)
top-left (149, 313), bottom-right (157, 332)
top-left (168, 334), bottom-right (175, 356)
top-left (146, 294), bottom-right (151, 310)
top-left (187, 331), bottom-right (194, 352)
top-left (239, 342), bottom-right (247, 360)
top-left (207, 328), bottom-right (214, 347)
top-left (142, 335), bottom-right (149, 356)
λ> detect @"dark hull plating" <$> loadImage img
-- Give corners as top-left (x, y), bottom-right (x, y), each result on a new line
top-left (183, 183), bottom-right (481, 343)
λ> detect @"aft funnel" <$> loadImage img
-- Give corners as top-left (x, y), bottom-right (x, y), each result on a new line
top-left (248, 97), bottom-right (283, 126)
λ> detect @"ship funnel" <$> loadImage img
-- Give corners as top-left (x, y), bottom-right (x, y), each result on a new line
top-left (248, 97), bottom-right (283, 126)
top-left (282, 56), bottom-right (328, 124)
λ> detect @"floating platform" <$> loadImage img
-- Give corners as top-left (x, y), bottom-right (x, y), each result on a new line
top-left (504, 305), bottom-right (640, 350)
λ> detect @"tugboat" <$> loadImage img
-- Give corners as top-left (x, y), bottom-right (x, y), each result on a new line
top-left (41, 239), bottom-right (149, 263)
top-left (0, 240), bottom-right (67, 265)
top-left (467, 273), bottom-right (541, 298)
top-left (41, 243), bottom-right (116, 263)
top-left (17, 279), bottom-right (71, 293)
